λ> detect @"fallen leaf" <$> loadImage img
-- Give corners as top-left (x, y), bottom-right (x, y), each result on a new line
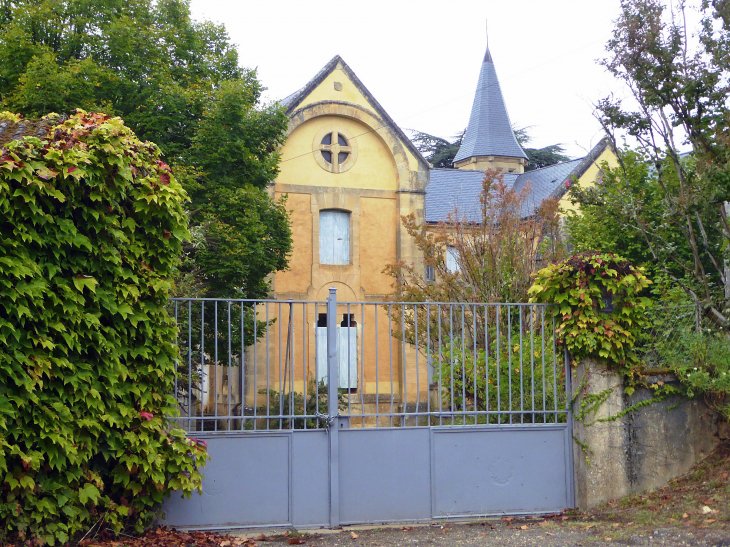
top-left (350, 532), bottom-right (358, 539)
top-left (401, 526), bottom-right (413, 531)
top-left (682, 513), bottom-right (689, 518)
top-left (288, 539), bottom-right (306, 545)
top-left (604, 538), bottom-right (612, 541)
top-left (220, 541), bottom-right (232, 547)
top-left (256, 533), bottom-right (269, 541)
top-left (612, 523), bottom-right (620, 527)
top-left (520, 525), bottom-right (528, 530)
top-left (502, 517), bottom-right (514, 522)
top-left (538, 520), bottom-right (549, 526)
top-left (722, 472), bottom-right (728, 480)
top-left (561, 516), bottom-right (569, 520)
top-left (581, 525), bottom-right (594, 530)
top-left (706, 519), bottom-right (716, 524)
top-left (702, 505), bottom-right (713, 514)
top-left (546, 532), bottom-right (555, 536)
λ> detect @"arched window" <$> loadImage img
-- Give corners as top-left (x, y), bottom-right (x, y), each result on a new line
top-left (319, 210), bottom-right (350, 265)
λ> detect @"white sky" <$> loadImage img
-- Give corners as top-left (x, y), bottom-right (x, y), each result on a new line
top-left (189, 0), bottom-right (631, 159)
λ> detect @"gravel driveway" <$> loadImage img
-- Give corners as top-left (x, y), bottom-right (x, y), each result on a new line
top-left (228, 519), bottom-right (730, 547)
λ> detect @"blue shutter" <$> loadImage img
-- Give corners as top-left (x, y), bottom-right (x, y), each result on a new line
top-left (320, 210), bottom-right (349, 265)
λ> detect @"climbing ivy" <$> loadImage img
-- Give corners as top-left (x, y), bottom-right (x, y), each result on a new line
top-left (528, 251), bottom-right (653, 369)
top-left (0, 111), bottom-right (207, 544)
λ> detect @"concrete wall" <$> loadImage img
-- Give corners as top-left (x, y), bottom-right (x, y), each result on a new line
top-left (571, 358), bottom-right (719, 509)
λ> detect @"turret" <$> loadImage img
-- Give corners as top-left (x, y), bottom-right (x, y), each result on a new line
top-left (454, 45), bottom-right (528, 173)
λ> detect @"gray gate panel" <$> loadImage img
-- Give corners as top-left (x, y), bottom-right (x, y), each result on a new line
top-left (432, 426), bottom-right (569, 517)
top-left (291, 430), bottom-right (330, 527)
top-left (163, 434), bottom-right (291, 528)
top-left (338, 428), bottom-right (432, 524)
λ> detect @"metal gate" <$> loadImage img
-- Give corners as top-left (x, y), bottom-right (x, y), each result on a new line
top-left (162, 289), bottom-right (574, 529)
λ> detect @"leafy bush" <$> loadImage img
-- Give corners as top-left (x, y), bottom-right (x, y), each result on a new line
top-left (436, 329), bottom-right (566, 424)
top-left (528, 251), bottom-right (653, 369)
top-left (0, 111), bottom-right (206, 544)
top-left (660, 329), bottom-right (730, 420)
top-left (254, 376), bottom-right (348, 430)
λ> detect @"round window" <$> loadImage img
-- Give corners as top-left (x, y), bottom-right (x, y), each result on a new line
top-left (312, 128), bottom-right (358, 173)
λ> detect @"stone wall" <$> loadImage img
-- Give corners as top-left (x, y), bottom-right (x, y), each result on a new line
top-left (572, 358), bottom-right (720, 509)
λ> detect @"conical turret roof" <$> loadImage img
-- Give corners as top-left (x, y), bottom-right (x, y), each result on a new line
top-left (454, 46), bottom-right (527, 162)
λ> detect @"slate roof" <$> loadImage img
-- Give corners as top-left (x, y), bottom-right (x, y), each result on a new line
top-left (425, 138), bottom-right (613, 223)
top-left (425, 168), bottom-right (519, 223)
top-left (454, 46), bottom-right (527, 163)
top-left (512, 159), bottom-right (583, 217)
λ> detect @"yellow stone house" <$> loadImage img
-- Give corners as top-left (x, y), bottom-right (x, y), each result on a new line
top-left (209, 43), bottom-right (619, 423)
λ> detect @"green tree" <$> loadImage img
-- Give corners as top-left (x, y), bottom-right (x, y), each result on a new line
top-left (411, 126), bottom-right (570, 171)
top-left (409, 129), bottom-right (465, 168)
top-left (594, 0), bottom-right (730, 328)
top-left (0, 0), bottom-right (292, 298)
top-left (513, 126), bottom-right (571, 172)
top-left (566, 150), bottom-right (722, 289)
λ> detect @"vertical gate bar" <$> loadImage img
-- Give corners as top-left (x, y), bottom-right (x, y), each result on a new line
top-left (540, 305), bottom-right (547, 423)
top-left (375, 303), bottom-right (379, 428)
top-left (530, 305), bottom-right (535, 422)
top-left (426, 303), bottom-right (431, 423)
top-left (278, 301), bottom-right (283, 430)
top-left (265, 303), bottom-right (270, 429)
top-left (552, 313), bottom-right (558, 423)
top-left (414, 304), bottom-right (420, 425)
top-left (200, 301), bottom-right (205, 431)
top-left (314, 302), bottom-right (320, 428)
top-left (438, 304), bottom-right (443, 426)
top-left (484, 305), bottom-right (489, 424)
top-left (495, 305), bottom-right (501, 425)
top-left (187, 301), bottom-right (192, 432)
top-left (472, 304), bottom-right (477, 424)
top-left (253, 302), bottom-right (258, 430)
top-left (459, 304), bottom-right (466, 425)
top-left (401, 303), bottom-right (407, 427)
top-left (449, 305), bottom-right (454, 426)
top-left (519, 306), bottom-right (524, 424)
top-left (507, 307), bottom-right (512, 424)
top-left (243, 301), bottom-right (246, 431)
top-left (388, 304), bottom-right (394, 427)
top-left (326, 287), bottom-right (340, 528)
top-left (289, 302), bottom-right (295, 429)
top-left (228, 302), bottom-right (232, 425)
top-left (347, 302), bottom-right (352, 421)
top-left (360, 303), bottom-right (365, 428)
top-left (214, 301), bottom-right (218, 431)
top-left (302, 303), bottom-right (307, 429)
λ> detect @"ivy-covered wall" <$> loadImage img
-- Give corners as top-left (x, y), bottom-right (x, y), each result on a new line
top-left (0, 111), bottom-right (206, 544)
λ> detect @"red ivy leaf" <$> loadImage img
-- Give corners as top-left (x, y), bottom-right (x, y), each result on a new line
top-left (139, 411), bottom-right (153, 421)
top-left (159, 172), bottom-right (170, 185)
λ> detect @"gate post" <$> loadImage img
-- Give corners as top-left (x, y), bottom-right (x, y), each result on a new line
top-left (326, 287), bottom-right (340, 527)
